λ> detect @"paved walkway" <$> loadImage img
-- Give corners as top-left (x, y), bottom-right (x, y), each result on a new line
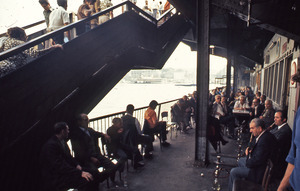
top-left (99, 128), bottom-right (240, 191)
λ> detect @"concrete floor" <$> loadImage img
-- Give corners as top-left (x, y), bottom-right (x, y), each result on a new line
top-left (99, 128), bottom-right (241, 191)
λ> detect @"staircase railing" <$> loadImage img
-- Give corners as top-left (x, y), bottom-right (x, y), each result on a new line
top-left (0, 0), bottom-right (175, 62)
top-left (89, 98), bottom-right (179, 133)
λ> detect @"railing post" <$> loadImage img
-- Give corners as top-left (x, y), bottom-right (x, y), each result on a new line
top-left (157, 104), bottom-right (162, 121)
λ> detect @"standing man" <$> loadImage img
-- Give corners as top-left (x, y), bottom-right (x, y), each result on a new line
top-left (71, 113), bottom-right (118, 183)
top-left (77, 0), bottom-right (96, 35)
top-left (122, 104), bottom-right (153, 159)
top-left (151, 0), bottom-right (159, 19)
top-left (228, 118), bottom-right (276, 191)
top-left (39, 0), bottom-right (54, 47)
top-left (40, 122), bottom-right (99, 191)
top-left (143, 100), bottom-right (170, 148)
top-left (39, 0), bottom-right (54, 29)
top-left (49, 0), bottom-right (70, 44)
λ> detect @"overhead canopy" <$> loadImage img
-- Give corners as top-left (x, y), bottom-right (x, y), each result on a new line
top-left (172, 0), bottom-right (300, 68)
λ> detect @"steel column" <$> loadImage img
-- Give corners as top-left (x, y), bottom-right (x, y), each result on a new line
top-left (195, 0), bottom-right (210, 164)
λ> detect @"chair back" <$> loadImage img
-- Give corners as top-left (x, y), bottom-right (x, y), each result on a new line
top-left (161, 111), bottom-right (168, 121)
top-left (262, 159), bottom-right (273, 191)
top-left (100, 136), bottom-right (110, 156)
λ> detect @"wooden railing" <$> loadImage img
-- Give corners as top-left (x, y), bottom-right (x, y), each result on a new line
top-left (89, 98), bottom-right (180, 133)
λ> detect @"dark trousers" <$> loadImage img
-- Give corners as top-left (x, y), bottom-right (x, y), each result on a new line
top-left (137, 134), bottom-right (153, 154)
top-left (144, 121), bottom-right (167, 142)
top-left (43, 171), bottom-right (99, 191)
top-left (219, 114), bottom-right (235, 135)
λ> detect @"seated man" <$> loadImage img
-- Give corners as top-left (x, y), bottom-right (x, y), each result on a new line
top-left (259, 100), bottom-right (276, 128)
top-left (107, 117), bottom-right (144, 169)
top-left (270, 110), bottom-right (292, 179)
top-left (220, 96), bottom-right (235, 138)
top-left (260, 95), bottom-right (266, 110)
top-left (143, 100), bottom-right (170, 147)
top-left (233, 95), bottom-right (250, 111)
top-left (171, 99), bottom-right (187, 132)
top-left (210, 95), bottom-right (230, 145)
top-left (71, 113), bottom-right (119, 183)
top-left (182, 95), bottom-right (192, 129)
top-left (249, 98), bottom-right (264, 119)
top-left (233, 95), bottom-right (250, 126)
top-left (40, 122), bottom-right (100, 191)
top-left (121, 104), bottom-right (153, 159)
top-left (228, 118), bottom-right (276, 191)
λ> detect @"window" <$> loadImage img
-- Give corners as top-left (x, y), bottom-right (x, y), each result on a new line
top-left (273, 63), bottom-right (279, 101)
top-left (269, 66), bottom-right (274, 99)
top-left (277, 60), bottom-right (284, 104)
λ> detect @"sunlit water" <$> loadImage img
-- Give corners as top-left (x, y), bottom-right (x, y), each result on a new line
top-left (88, 82), bottom-right (222, 118)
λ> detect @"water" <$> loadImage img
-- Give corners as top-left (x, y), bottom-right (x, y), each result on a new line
top-left (88, 82), bottom-right (223, 118)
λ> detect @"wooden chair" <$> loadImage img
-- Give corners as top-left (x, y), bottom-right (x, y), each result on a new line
top-left (100, 137), bottom-right (123, 188)
top-left (233, 159), bottom-right (274, 191)
top-left (161, 111), bottom-right (175, 138)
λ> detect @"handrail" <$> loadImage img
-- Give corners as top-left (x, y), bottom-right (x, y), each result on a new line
top-left (88, 98), bottom-right (181, 134)
top-left (0, 20), bottom-right (46, 38)
top-left (89, 98), bottom-right (180, 121)
top-left (0, 0), bottom-right (173, 62)
top-left (0, 0), bottom-right (127, 61)
top-left (157, 7), bottom-right (174, 22)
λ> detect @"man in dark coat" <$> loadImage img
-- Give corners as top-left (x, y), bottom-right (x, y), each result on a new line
top-left (270, 110), bottom-right (292, 179)
top-left (250, 98), bottom-right (264, 119)
top-left (70, 113), bottom-right (118, 182)
top-left (228, 118), bottom-right (276, 191)
top-left (260, 100), bottom-right (276, 128)
top-left (122, 104), bottom-right (153, 159)
top-left (40, 122), bottom-right (99, 191)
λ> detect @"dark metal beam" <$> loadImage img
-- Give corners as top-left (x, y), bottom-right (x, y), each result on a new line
top-left (195, 0), bottom-right (210, 164)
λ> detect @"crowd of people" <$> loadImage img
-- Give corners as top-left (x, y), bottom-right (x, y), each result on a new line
top-left (0, 0), bottom-right (172, 78)
top-left (39, 100), bottom-right (174, 190)
top-left (205, 85), bottom-right (297, 190)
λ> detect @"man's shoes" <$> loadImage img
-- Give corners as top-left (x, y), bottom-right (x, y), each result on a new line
top-left (162, 141), bottom-right (171, 147)
top-left (134, 161), bottom-right (145, 169)
top-left (144, 153), bottom-right (153, 159)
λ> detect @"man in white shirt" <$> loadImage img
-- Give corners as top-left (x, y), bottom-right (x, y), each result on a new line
top-left (234, 95), bottom-right (250, 110)
top-left (150, 0), bottom-right (159, 18)
top-left (49, 0), bottom-right (70, 44)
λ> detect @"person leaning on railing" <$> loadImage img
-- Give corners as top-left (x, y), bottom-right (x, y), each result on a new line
top-left (0, 27), bottom-right (62, 78)
top-left (77, 0), bottom-right (97, 36)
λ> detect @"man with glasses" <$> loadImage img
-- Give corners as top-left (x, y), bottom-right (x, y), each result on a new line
top-left (70, 113), bottom-right (119, 184)
top-left (250, 98), bottom-right (264, 119)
